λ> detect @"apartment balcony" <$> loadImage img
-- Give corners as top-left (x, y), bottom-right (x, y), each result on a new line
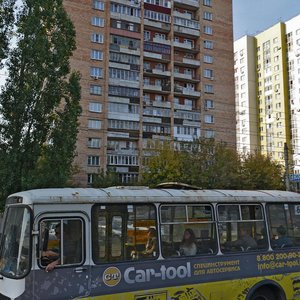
top-left (152, 101), bottom-right (171, 108)
top-left (107, 131), bottom-right (130, 138)
top-left (152, 68), bottom-right (171, 77)
top-left (144, 51), bottom-right (162, 60)
top-left (144, 67), bottom-right (171, 77)
top-left (174, 41), bottom-right (199, 52)
top-left (143, 116), bottom-right (162, 124)
top-left (182, 57), bottom-right (200, 66)
top-left (143, 83), bottom-right (171, 92)
top-left (108, 112), bottom-right (140, 122)
top-left (109, 78), bottom-right (140, 89)
top-left (173, 0), bottom-right (199, 9)
top-left (174, 86), bottom-right (200, 97)
top-left (109, 61), bottom-right (132, 70)
top-left (143, 51), bottom-right (171, 62)
top-left (107, 149), bottom-right (139, 155)
top-left (109, 96), bottom-right (130, 104)
top-left (110, 12), bottom-right (141, 24)
top-left (174, 103), bottom-right (193, 111)
top-left (174, 25), bottom-right (200, 37)
top-left (110, 43), bottom-right (140, 56)
top-left (174, 72), bottom-right (199, 81)
top-left (173, 10), bottom-right (193, 19)
top-left (112, 0), bottom-right (140, 7)
top-left (153, 36), bottom-right (171, 46)
top-left (144, 19), bottom-right (171, 32)
top-left (120, 46), bottom-right (140, 56)
top-left (143, 84), bottom-right (163, 92)
top-left (174, 55), bottom-right (200, 67)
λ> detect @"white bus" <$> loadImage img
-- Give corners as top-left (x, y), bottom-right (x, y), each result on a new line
top-left (1, 186), bottom-right (300, 299)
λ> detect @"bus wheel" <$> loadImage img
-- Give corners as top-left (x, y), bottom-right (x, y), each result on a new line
top-left (251, 287), bottom-right (277, 300)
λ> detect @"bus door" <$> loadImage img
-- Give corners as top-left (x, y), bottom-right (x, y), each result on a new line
top-left (32, 212), bottom-right (90, 300)
top-left (92, 205), bottom-right (128, 262)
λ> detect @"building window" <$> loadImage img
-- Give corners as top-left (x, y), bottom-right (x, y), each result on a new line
top-left (203, 11), bottom-right (213, 21)
top-left (184, 39), bottom-right (194, 48)
top-left (144, 9), bottom-right (171, 23)
top-left (91, 49), bottom-right (103, 61)
top-left (204, 84), bottom-right (214, 93)
top-left (93, 0), bottom-right (104, 10)
top-left (109, 68), bottom-right (139, 81)
top-left (91, 16), bottom-right (104, 27)
top-left (91, 33), bottom-right (104, 43)
top-left (205, 99), bottom-right (214, 109)
top-left (88, 119), bottom-right (101, 129)
top-left (90, 85), bottom-right (102, 95)
top-left (204, 114), bottom-right (214, 123)
top-left (204, 40), bottom-right (213, 49)
top-left (144, 31), bottom-right (150, 41)
top-left (89, 102), bottom-right (102, 113)
top-left (88, 155), bottom-right (100, 166)
top-left (204, 129), bottom-right (215, 138)
top-left (204, 68), bottom-right (213, 78)
top-left (204, 54), bottom-right (213, 64)
top-left (87, 174), bottom-right (94, 184)
top-left (203, 0), bottom-right (212, 6)
top-left (90, 67), bottom-right (103, 79)
top-left (155, 32), bottom-right (166, 40)
top-left (88, 138), bottom-right (101, 148)
top-left (204, 25), bottom-right (213, 35)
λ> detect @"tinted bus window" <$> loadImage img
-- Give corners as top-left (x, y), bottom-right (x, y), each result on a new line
top-left (160, 205), bottom-right (217, 257)
top-left (39, 219), bottom-right (84, 269)
top-left (267, 203), bottom-right (300, 249)
top-left (92, 204), bottom-right (157, 263)
top-left (218, 204), bottom-right (267, 252)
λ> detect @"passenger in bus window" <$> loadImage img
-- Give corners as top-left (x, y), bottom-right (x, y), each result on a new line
top-left (272, 225), bottom-right (293, 248)
top-left (143, 227), bottom-right (157, 257)
top-left (179, 228), bottom-right (197, 256)
top-left (256, 228), bottom-right (268, 248)
top-left (43, 224), bottom-right (73, 272)
top-left (225, 226), bottom-right (257, 251)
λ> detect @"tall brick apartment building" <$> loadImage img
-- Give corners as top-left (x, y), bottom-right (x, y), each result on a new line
top-left (63, 0), bottom-right (236, 186)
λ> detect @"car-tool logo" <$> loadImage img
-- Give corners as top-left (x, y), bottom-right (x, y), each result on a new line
top-left (103, 266), bottom-right (122, 287)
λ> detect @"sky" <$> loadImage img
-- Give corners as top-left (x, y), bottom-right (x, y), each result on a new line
top-left (233, 0), bottom-right (300, 40)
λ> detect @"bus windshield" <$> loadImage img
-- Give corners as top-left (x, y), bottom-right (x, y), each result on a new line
top-left (0, 206), bottom-right (31, 278)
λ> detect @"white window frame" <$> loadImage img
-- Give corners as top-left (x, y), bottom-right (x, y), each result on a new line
top-left (93, 0), bottom-right (104, 10)
top-left (91, 49), bottom-right (103, 61)
top-left (89, 102), bottom-right (102, 113)
top-left (91, 16), bottom-right (105, 27)
top-left (88, 119), bottom-right (102, 129)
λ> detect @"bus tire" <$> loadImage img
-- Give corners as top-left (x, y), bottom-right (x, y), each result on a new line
top-left (250, 287), bottom-right (277, 300)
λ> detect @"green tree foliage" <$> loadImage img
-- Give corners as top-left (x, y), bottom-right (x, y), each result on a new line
top-left (241, 151), bottom-right (284, 190)
top-left (91, 169), bottom-right (120, 188)
top-left (0, 0), bottom-right (81, 199)
top-left (0, 0), bottom-right (15, 64)
top-left (181, 139), bottom-right (242, 189)
top-left (141, 144), bottom-right (186, 187)
top-left (142, 139), bottom-right (285, 190)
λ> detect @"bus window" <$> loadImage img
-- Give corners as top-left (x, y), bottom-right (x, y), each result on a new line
top-left (91, 204), bottom-right (157, 263)
top-left (39, 219), bottom-right (84, 270)
top-left (267, 203), bottom-right (300, 249)
top-left (160, 205), bottom-right (217, 257)
top-left (0, 206), bottom-right (31, 278)
top-left (218, 204), bottom-right (267, 252)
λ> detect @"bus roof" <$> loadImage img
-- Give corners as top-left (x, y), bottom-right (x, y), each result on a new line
top-left (6, 187), bottom-right (300, 205)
